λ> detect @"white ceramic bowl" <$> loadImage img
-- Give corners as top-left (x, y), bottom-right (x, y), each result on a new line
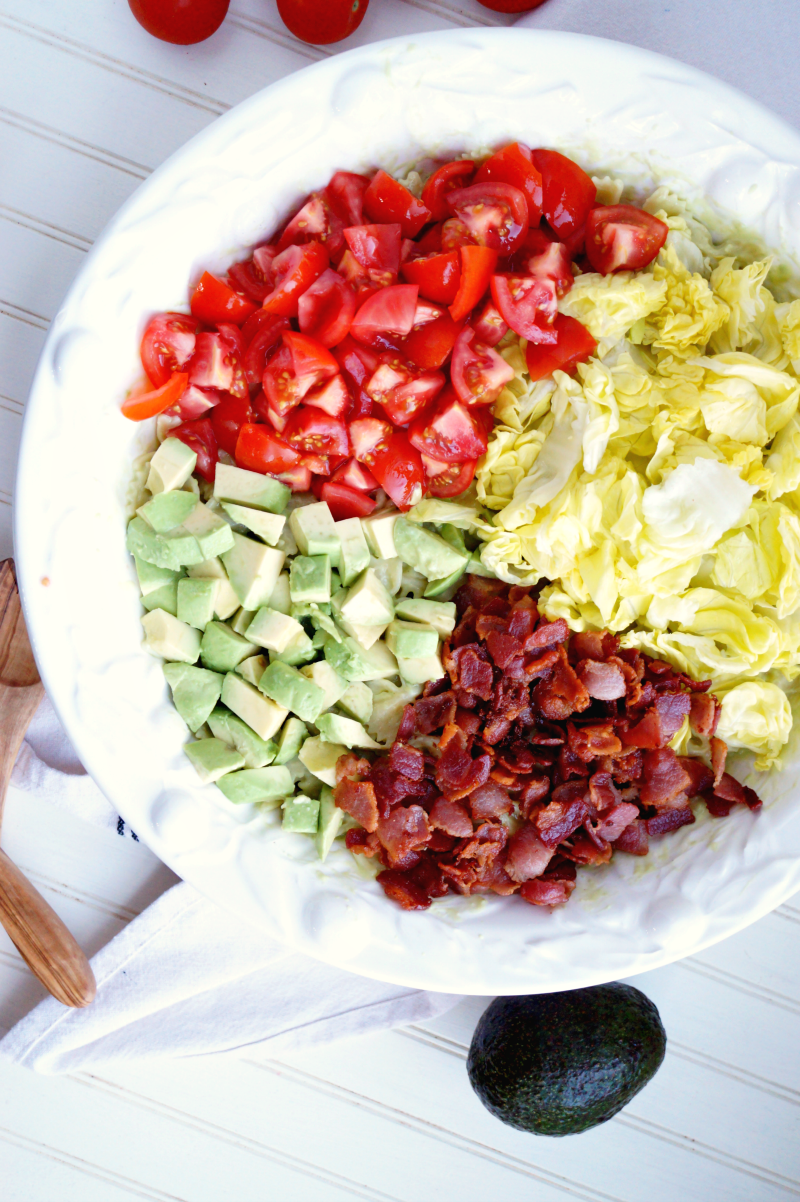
top-left (16, 29), bottom-right (800, 994)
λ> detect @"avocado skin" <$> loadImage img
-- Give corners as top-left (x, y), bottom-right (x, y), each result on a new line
top-left (467, 984), bottom-right (666, 1136)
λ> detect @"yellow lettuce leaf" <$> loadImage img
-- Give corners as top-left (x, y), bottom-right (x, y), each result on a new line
top-left (641, 244), bottom-right (729, 358)
top-left (558, 270), bottom-right (667, 343)
top-left (715, 681), bottom-right (792, 769)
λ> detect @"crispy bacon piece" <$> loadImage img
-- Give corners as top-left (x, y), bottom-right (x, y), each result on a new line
top-left (414, 690), bottom-right (457, 734)
top-left (456, 821), bottom-right (508, 868)
top-left (639, 748), bottom-right (692, 808)
top-left (567, 630), bottom-right (620, 663)
top-left (563, 829), bottom-right (613, 865)
top-left (377, 805), bottom-right (431, 866)
top-left (567, 722), bottom-right (623, 762)
top-left (436, 738), bottom-right (492, 799)
top-left (689, 692), bottom-right (720, 737)
top-left (589, 770), bottom-right (620, 813)
top-left (504, 824), bottom-right (554, 883)
top-left (429, 796), bottom-right (474, 838)
top-left (518, 773), bottom-right (552, 819)
top-left (447, 644), bottom-right (495, 699)
top-left (474, 857), bottom-right (519, 895)
top-left (577, 658), bottom-right (626, 700)
top-left (455, 707), bottom-right (482, 736)
top-left (389, 741), bottom-right (425, 780)
top-left (534, 782), bottom-right (589, 848)
top-left (520, 875), bottom-right (576, 906)
top-left (591, 802), bottom-right (639, 843)
top-left (486, 630), bottom-right (525, 669)
top-left (334, 779), bottom-right (379, 832)
top-left (646, 804), bottom-right (695, 836)
top-left (377, 869), bottom-right (432, 910)
top-left (469, 779), bottom-right (514, 822)
top-left (336, 752), bottom-right (370, 783)
top-left (455, 574), bottom-right (507, 611)
top-left (532, 650), bottom-right (590, 720)
top-left (527, 617), bottom-right (569, 650)
top-left (613, 818), bottom-right (649, 856)
top-left (710, 736), bottom-right (727, 787)
top-left (678, 756), bottom-right (715, 798)
top-left (396, 704), bottom-right (416, 742)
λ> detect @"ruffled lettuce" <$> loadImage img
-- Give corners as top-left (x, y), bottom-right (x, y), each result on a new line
top-left (715, 681), bottom-right (792, 769)
top-left (641, 244), bottom-right (729, 359)
top-left (559, 271), bottom-right (667, 343)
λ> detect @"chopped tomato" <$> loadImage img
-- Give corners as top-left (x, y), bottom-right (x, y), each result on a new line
top-left (401, 251), bottom-right (461, 304)
top-left (170, 384), bottom-right (220, 420)
top-left (121, 371), bottom-right (188, 421)
top-left (325, 171), bottom-right (371, 227)
top-left (421, 160), bottom-right (476, 221)
top-left (277, 193), bottom-right (345, 259)
top-left (409, 393), bottom-right (488, 461)
top-left (441, 218), bottom-right (476, 251)
top-left (490, 274), bottom-right (559, 342)
top-left (140, 313), bottom-right (199, 388)
top-left (242, 314), bottom-right (290, 387)
top-left (210, 393), bottom-right (253, 455)
top-left (524, 314), bottom-right (597, 380)
top-left (172, 417), bottom-right (218, 482)
top-left (476, 142), bottom-right (543, 225)
top-left (350, 284), bottom-right (419, 347)
top-left (320, 481), bottom-right (377, 520)
top-left (366, 358), bottom-right (445, 426)
top-left (531, 149), bottom-right (596, 238)
top-left (333, 336), bottom-right (378, 419)
top-left (190, 271), bottom-right (256, 325)
top-left (253, 391), bottom-right (288, 433)
top-left (449, 245), bottom-right (498, 323)
top-left (297, 268), bottom-right (357, 347)
top-left (350, 416), bottom-right (393, 464)
top-left (447, 182), bottom-right (529, 256)
top-left (525, 237), bottom-right (574, 296)
top-left (450, 326), bottom-right (515, 405)
top-left (402, 311), bottom-right (463, 370)
top-left (426, 458), bottom-right (477, 498)
top-left (228, 249), bottom-right (276, 303)
top-left (415, 223), bottom-right (444, 255)
top-left (363, 170), bottom-right (431, 238)
top-left (298, 452), bottom-right (330, 475)
top-left (263, 331), bottom-right (339, 416)
top-left (304, 373), bottom-right (351, 418)
top-left (235, 423), bottom-right (300, 474)
top-left (263, 242), bottom-right (329, 317)
top-left (343, 224), bottom-right (401, 287)
top-left (189, 330), bottom-right (247, 399)
top-left (369, 430), bottom-right (425, 510)
top-left (585, 204), bottom-right (669, 273)
top-left (330, 456), bottom-right (379, 492)
top-left (275, 463), bottom-right (312, 492)
top-left (472, 299), bottom-right (508, 346)
top-left (283, 406), bottom-right (350, 458)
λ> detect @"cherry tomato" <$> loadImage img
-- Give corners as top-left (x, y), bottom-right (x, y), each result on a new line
top-left (525, 235), bottom-right (574, 296)
top-left (366, 358), bottom-right (445, 426)
top-left (585, 204), bottom-right (669, 273)
top-left (189, 331), bottom-right (247, 398)
top-left (284, 407), bottom-right (350, 458)
top-left (447, 182), bottom-right (529, 256)
top-left (472, 299), bottom-right (508, 347)
top-left (122, 372), bottom-right (189, 421)
top-left (415, 223), bottom-right (444, 256)
top-left (173, 417), bottom-right (219, 482)
top-left (228, 248), bottom-right (276, 304)
top-left (426, 458), bottom-right (477, 498)
top-left (531, 149), bottom-right (597, 238)
top-left (441, 218), bottom-right (476, 252)
top-left (402, 311), bottom-right (463, 370)
top-left (524, 314), bottom-right (597, 381)
top-left (235, 424), bottom-right (300, 474)
top-left (170, 384), bottom-right (221, 421)
top-left (450, 327), bottom-right (515, 406)
top-left (277, 193), bottom-right (345, 259)
top-left (449, 245), bottom-right (498, 323)
top-left (140, 313), bottom-right (198, 389)
top-left (304, 374), bottom-right (351, 418)
top-left (253, 392), bottom-right (289, 434)
top-left (369, 431), bottom-right (425, 510)
top-left (401, 251), bottom-right (461, 304)
top-left (210, 394), bottom-right (253, 456)
top-left (333, 336), bottom-right (378, 419)
top-left (350, 284), bottom-right (419, 347)
top-left (349, 417), bottom-right (393, 465)
top-left (263, 331), bottom-right (339, 416)
top-left (263, 242), bottom-right (329, 317)
top-left (343, 224), bottom-right (402, 287)
top-left (242, 315), bottom-right (290, 387)
top-left (320, 481), bottom-right (377, 520)
top-left (408, 394), bottom-right (488, 461)
top-left (325, 172), bottom-right (371, 227)
top-left (476, 0), bottom-right (549, 9)
top-left (330, 457), bottom-right (379, 492)
top-left (421, 161), bottom-right (476, 221)
top-left (190, 272), bottom-right (256, 326)
top-left (476, 143), bottom-right (543, 225)
top-left (128, 0), bottom-right (229, 44)
top-left (276, 0), bottom-right (368, 44)
top-left (297, 269), bottom-right (357, 348)
top-left (363, 171), bottom-right (431, 238)
top-left (299, 453), bottom-right (330, 476)
top-left (490, 274), bottom-right (559, 343)
top-left (275, 464), bottom-right (313, 492)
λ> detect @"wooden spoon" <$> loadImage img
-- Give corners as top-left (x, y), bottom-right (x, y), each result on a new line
top-left (0, 559), bottom-right (96, 1007)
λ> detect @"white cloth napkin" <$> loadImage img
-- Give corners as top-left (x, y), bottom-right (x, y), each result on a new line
top-left (0, 698), bottom-right (460, 1073)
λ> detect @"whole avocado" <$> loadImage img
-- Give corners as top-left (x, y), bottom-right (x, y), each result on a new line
top-left (467, 983), bottom-right (666, 1136)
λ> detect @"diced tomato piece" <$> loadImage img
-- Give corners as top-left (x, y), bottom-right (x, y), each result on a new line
top-left (297, 268), bottom-right (357, 348)
top-left (447, 182), bottom-right (529, 256)
top-left (188, 331), bottom-right (245, 397)
top-left (441, 218), bottom-right (476, 251)
top-left (526, 238), bottom-right (574, 296)
top-left (472, 299), bottom-right (508, 346)
top-left (325, 171), bottom-right (371, 227)
top-left (369, 429), bottom-right (425, 510)
top-left (242, 314), bottom-right (290, 387)
top-left (409, 392), bottom-right (489, 461)
top-left (190, 272), bottom-right (256, 326)
top-left (320, 480), bottom-right (377, 519)
top-left (426, 458), bottom-right (477, 498)
top-left (350, 416), bottom-right (393, 464)
top-left (532, 149), bottom-right (597, 238)
top-left (490, 274), bottom-right (559, 343)
top-left (277, 193), bottom-right (345, 259)
top-left (476, 142), bottom-right (543, 226)
top-left (121, 372), bottom-right (188, 421)
top-left (170, 384), bottom-right (220, 421)
top-left (252, 392), bottom-right (288, 434)
top-left (333, 335), bottom-right (378, 420)
top-left (140, 313), bottom-right (199, 389)
top-left (263, 242), bottom-right (329, 317)
top-left (525, 314), bottom-right (597, 380)
top-left (585, 204), bottom-right (669, 273)
top-left (210, 393), bottom-right (253, 456)
top-left (402, 311), bottom-right (463, 370)
top-left (421, 160), bottom-right (476, 221)
top-left (235, 423), bottom-right (300, 474)
top-left (366, 357), bottom-right (445, 426)
top-left (283, 406), bottom-right (350, 458)
top-left (449, 245), bottom-right (498, 323)
top-left (401, 251), bottom-right (461, 304)
top-left (450, 327), bottom-right (515, 406)
top-left (274, 464), bottom-right (312, 492)
top-left (343, 224), bottom-right (402, 287)
top-left (172, 416), bottom-right (218, 482)
top-left (228, 247), bottom-right (276, 304)
top-left (330, 456), bottom-right (379, 492)
top-left (363, 170), bottom-right (431, 238)
top-left (263, 331), bottom-right (339, 416)
top-left (298, 452), bottom-right (330, 475)
top-left (350, 284), bottom-right (419, 347)
top-left (303, 373), bottom-right (351, 418)
top-left (415, 223), bottom-right (444, 256)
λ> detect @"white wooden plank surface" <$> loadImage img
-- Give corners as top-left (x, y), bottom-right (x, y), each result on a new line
top-left (0, 3), bottom-right (799, 1198)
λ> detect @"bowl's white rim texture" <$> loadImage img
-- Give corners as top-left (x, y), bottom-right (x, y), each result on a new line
top-left (16, 28), bottom-right (800, 995)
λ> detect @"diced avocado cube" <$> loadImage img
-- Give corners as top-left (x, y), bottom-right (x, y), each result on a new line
top-left (298, 735), bottom-right (347, 786)
top-left (216, 764), bottom-right (294, 806)
top-left (128, 517), bottom-right (184, 571)
top-left (141, 610), bottom-right (201, 663)
top-left (274, 716), bottom-right (308, 764)
top-left (330, 590), bottom-right (387, 649)
top-left (299, 660), bottom-right (347, 711)
top-left (236, 654), bottom-right (268, 687)
top-left (221, 502), bottom-right (286, 546)
top-left (340, 568), bottom-right (394, 627)
top-left (180, 502), bottom-right (235, 560)
top-left (163, 663), bottom-right (223, 732)
top-left (138, 490), bottom-right (197, 533)
top-left (268, 572), bottom-right (291, 614)
top-left (184, 737), bottom-right (245, 783)
top-left (146, 438), bottom-right (197, 494)
top-left (134, 555), bottom-right (181, 598)
top-left (230, 607), bottom-right (257, 636)
top-left (424, 559), bottom-right (468, 599)
top-left (142, 580), bottom-right (178, 616)
top-left (269, 629), bottom-right (316, 667)
top-left (187, 558), bottom-right (239, 620)
top-left (282, 794), bottom-right (320, 834)
top-left (207, 706), bottom-right (276, 768)
top-left (316, 786), bottom-right (342, 860)
top-left (221, 673), bottom-right (288, 741)
top-left (200, 621), bottom-right (258, 673)
top-left (397, 650), bottom-right (445, 685)
top-left (259, 661), bottom-right (327, 724)
top-left (361, 510), bottom-right (398, 559)
top-left (440, 523), bottom-right (469, 557)
top-left (221, 534), bottom-right (284, 610)
top-left (246, 607), bottom-right (305, 653)
top-left (290, 554), bottom-right (331, 604)
top-left (324, 634), bottom-right (397, 682)
top-left (337, 680), bottom-right (373, 725)
top-left (316, 712), bottom-right (381, 749)
top-left (214, 462), bottom-right (290, 513)
top-left (177, 577), bottom-right (218, 631)
top-left (394, 597), bottom-right (457, 636)
top-left (386, 619), bottom-right (439, 659)
top-left (335, 517), bottom-right (370, 586)
top-left (289, 502), bottom-right (340, 565)
top-left (370, 556), bottom-right (403, 596)
top-left (394, 517), bottom-right (468, 579)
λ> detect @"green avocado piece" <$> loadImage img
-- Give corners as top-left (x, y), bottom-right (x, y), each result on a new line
top-left (216, 764), bottom-right (293, 806)
top-left (394, 597), bottom-right (456, 637)
top-left (385, 619), bottom-right (439, 659)
top-left (177, 577), bottom-right (218, 631)
top-left (424, 558), bottom-right (468, 599)
top-left (214, 463), bottom-right (290, 513)
top-left (323, 633), bottom-right (397, 682)
top-left (289, 502), bottom-right (340, 564)
top-left (184, 737), bottom-right (245, 783)
top-left (393, 517), bottom-right (468, 580)
top-left (466, 985), bottom-right (667, 1137)
top-left (290, 554), bottom-right (331, 604)
top-left (316, 712), bottom-right (381, 749)
top-left (138, 490), bottom-right (197, 533)
top-left (336, 680), bottom-right (373, 725)
top-left (335, 517), bottom-right (370, 587)
top-left (142, 579), bottom-right (179, 617)
top-left (282, 794), bottom-right (320, 834)
top-left (133, 555), bottom-right (182, 598)
top-left (268, 628), bottom-right (316, 667)
top-left (273, 716), bottom-right (308, 764)
top-left (164, 663), bottom-right (223, 732)
top-left (207, 706), bottom-right (276, 768)
top-left (316, 786), bottom-right (342, 860)
top-left (221, 501), bottom-right (286, 546)
top-left (200, 621), bottom-right (258, 673)
top-left (259, 660), bottom-right (327, 724)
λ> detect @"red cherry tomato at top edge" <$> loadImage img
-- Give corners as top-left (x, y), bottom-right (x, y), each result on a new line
top-left (128, 0), bottom-right (229, 44)
top-left (421, 161), bottom-right (476, 221)
top-left (525, 314), bottom-right (597, 381)
top-left (276, 0), bottom-right (369, 45)
top-left (476, 143), bottom-right (543, 226)
top-left (531, 149), bottom-right (597, 238)
top-left (476, 0), bottom-right (549, 10)
top-left (140, 313), bottom-right (198, 388)
top-left (585, 205), bottom-right (669, 274)
top-left (190, 272), bottom-right (256, 326)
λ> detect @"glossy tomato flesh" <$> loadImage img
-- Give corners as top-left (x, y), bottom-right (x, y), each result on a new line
top-left (450, 327), bottom-right (515, 406)
top-left (476, 142), bottom-right (543, 226)
top-left (447, 182), bottom-right (529, 256)
top-left (363, 171), bottom-right (432, 238)
top-left (276, 0), bottom-right (369, 44)
top-left (173, 418), bottom-right (219, 482)
top-left (128, 0), bottom-right (229, 44)
top-left (532, 149), bottom-right (597, 238)
top-left (585, 204), bottom-right (669, 273)
top-left (140, 313), bottom-right (199, 389)
top-left (524, 314), bottom-right (597, 380)
top-left (320, 481), bottom-right (377, 519)
top-left (426, 458), bottom-right (477, 497)
top-left (421, 160), bottom-right (476, 222)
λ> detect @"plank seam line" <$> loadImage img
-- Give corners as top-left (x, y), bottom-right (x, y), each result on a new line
top-left (0, 203), bottom-right (92, 251)
top-left (73, 1073), bottom-right (403, 1202)
top-left (251, 1058), bottom-right (626, 1202)
top-left (226, 10), bottom-right (329, 61)
top-left (9, 863), bottom-right (141, 922)
top-left (0, 393), bottom-right (24, 417)
top-left (679, 957), bottom-right (800, 1017)
top-left (776, 902), bottom-right (800, 925)
top-left (396, 0), bottom-right (501, 28)
top-left (0, 1125), bottom-right (186, 1202)
top-left (0, 105), bottom-right (151, 177)
top-left (0, 299), bottom-right (50, 330)
top-left (0, 13), bottom-right (228, 116)
top-left (0, 947), bottom-right (31, 975)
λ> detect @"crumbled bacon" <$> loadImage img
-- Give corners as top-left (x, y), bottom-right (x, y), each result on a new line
top-left (504, 824), bottom-right (554, 883)
top-left (639, 748), bottom-right (692, 808)
top-left (429, 796), bottom-right (474, 838)
top-left (577, 658), bottom-right (626, 700)
top-left (334, 779), bottom-right (379, 832)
